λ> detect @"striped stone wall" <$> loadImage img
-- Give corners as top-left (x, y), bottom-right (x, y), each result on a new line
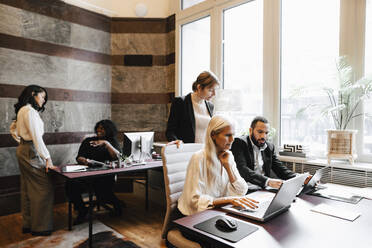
top-left (0, 1), bottom-right (112, 177)
top-left (0, 0), bottom-right (175, 215)
top-left (111, 16), bottom-right (175, 141)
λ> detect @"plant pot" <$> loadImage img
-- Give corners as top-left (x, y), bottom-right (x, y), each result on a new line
top-left (326, 129), bottom-right (358, 165)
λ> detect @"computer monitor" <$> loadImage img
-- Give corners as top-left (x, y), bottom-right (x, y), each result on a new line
top-left (123, 132), bottom-right (154, 162)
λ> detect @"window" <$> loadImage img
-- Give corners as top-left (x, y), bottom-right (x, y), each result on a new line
top-left (182, 0), bottom-right (206, 10)
top-left (222, 0), bottom-right (263, 126)
top-left (364, 0), bottom-right (372, 154)
top-left (180, 16), bottom-right (210, 95)
top-left (177, 0), bottom-right (371, 162)
top-left (280, 0), bottom-right (340, 154)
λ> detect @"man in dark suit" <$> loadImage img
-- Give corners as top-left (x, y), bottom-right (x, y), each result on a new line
top-left (231, 116), bottom-right (296, 189)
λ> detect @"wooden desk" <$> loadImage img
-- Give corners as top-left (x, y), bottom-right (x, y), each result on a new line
top-left (51, 160), bottom-right (163, 248)
top-left (173, 194), bottom-right (372, 248)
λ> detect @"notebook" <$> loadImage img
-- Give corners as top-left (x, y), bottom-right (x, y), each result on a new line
top-left (311, 203), bottom-right (361, 221)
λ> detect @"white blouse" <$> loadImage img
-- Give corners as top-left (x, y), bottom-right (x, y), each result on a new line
top-left (178, 150), bottom-right (248, 216)
top-left (10, 104), bottom-right (50, 160)
top-left (191, 93), bottom-right (211, 143)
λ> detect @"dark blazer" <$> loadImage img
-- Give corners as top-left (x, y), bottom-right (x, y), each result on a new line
top-left (231, 135), bottom-right (295, 188)
top-left (166, 93), bottom-right (214, 143)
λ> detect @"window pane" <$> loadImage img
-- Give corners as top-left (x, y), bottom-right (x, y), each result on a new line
top-left (182, 0), bottom-right (206, 10)
top-left (181, 16), bottom-right (210, 95)
top-left (365, 0), bottom-right (372, 76)
top-left (281, 0), bottom-right (340, 154)
top-left (364, 0), bottom-right (372, 154)
top-left (222, 0), bottom-right (263, 133)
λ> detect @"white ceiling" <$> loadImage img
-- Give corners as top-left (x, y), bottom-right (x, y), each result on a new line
top-left (62, 0), bottom-right (176, 18)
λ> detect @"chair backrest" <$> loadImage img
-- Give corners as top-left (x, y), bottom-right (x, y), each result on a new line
top-left (161, 143), bottom-right (204, 239)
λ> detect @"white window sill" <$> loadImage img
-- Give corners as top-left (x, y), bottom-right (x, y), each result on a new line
top-left (278, 155), bottom-right (372, 172)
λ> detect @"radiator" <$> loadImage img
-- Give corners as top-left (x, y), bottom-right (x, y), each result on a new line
top-left (282, 161), bottom-right (372, 188)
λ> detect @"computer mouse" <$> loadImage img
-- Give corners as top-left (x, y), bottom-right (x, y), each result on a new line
top-left (215, 216), bottom-right (237, 232)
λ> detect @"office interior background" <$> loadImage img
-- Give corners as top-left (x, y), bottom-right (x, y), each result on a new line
top-left (0, 0), bottom-right (371, 242)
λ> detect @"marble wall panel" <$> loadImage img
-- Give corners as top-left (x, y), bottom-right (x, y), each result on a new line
top-left (67, 60), bottom-right (111, 92)
top-left (21, 9), bottom-right (71, 46)
top-left (71, 23), bottom-right (110, 54)
top-left (0, 4), bottom-right (22, 36)
top-left (40, 101), bottom-right (111, 133)
top-left (0, 98), bottom-right (110, 134)
top-left (0, 98), bottom-right (17, 133)
top-left (0, 4), bottom-right (110, 54)
top-left (111, 33), bottom-right (168, 55)
top-left (166, 64), bottom-right (175, 93)
top-left (0, 144), bottom-right (80, 177)
top-left (112, 66), bottom-right (167, 93)
top-left (0, 47), bottom-right (68, 87)
top-left (0, 147), bottom-right (19, 176)
top-left (0, 48), bottom-right (111, 92)
top-left (166, 30), bottom-right (175, 54)
top-left (48, 143), bottom-right (81, 167)
top-left (112, 104), bottom-right (167, 132)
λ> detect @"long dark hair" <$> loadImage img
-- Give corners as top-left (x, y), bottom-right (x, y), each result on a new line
top-left (94, 119), bottom-right (120, 150)
top-left (14, 85), bottom-right (48, 117)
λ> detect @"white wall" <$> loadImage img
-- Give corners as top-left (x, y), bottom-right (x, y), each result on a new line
top-left (63, 0), bottom-right (175, 17)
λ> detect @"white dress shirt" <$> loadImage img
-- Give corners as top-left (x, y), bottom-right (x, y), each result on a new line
top-left (10, 104), bottom-right (50, 160)
top-left (191, 93), bottom-right (211, 143)
top-left (178, 150), bottom-right (248, 215)
top-left (249, 136), bottom-right (269, 187)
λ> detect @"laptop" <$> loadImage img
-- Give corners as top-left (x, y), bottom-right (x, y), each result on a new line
top-left (222, 173), bottom-right (308, 222)
top-left (297, 166), bottom-right (329, 196)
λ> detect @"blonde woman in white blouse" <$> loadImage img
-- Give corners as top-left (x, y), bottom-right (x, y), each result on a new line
top-left (178, 115), bottom-right (258, 216)
top-left (10, 85), bottom-right (56, 236)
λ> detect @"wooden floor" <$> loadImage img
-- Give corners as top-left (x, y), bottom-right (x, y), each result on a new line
top-left (0, 182), bottom-right (168, 248)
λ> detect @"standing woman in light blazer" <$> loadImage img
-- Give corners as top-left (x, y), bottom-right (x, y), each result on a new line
top-left (10, 85), bottom-right (56, 236)
top-left (166, 71), bottom-right (220, 144)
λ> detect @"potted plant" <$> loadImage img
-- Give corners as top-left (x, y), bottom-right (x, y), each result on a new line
top-left (294, 56), bottom-right (372, 164)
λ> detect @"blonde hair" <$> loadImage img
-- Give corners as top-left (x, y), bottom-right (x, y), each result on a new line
top-left (192, 71), bottom-right (220, 92)
top-left (204, 115), bottom-right (234, 185)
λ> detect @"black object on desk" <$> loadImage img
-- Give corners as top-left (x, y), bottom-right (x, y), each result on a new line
top-left (193, 215), bottom-right (258, 243)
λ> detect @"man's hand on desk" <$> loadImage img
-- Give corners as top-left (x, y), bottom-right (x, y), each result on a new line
top-left (267, 179), bottom-right (283, 189)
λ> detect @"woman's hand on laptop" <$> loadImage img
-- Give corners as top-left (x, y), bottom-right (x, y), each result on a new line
top-left (231, 196), bottom-right (259, 210)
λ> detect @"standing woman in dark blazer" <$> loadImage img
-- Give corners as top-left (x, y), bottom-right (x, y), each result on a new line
top-left (10, 85), bottom-right (56, 236)
top-left (166, 71), bottom-right (220, 144)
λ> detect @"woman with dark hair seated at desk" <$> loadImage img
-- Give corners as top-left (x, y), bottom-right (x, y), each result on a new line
top-left (66, 119), bottom-right (123, 224)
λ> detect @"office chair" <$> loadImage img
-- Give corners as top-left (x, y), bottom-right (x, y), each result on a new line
top-left (161, 143), bottom-right (203, 248)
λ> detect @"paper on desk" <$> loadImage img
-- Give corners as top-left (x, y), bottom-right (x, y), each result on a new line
top-left (321, 183), bottom-right (372, 200)
top-left (352, 187), bottom-right (372, 200)
top-left (311, 203), bottom-right (360, 221)
top-left (65, 165), bottom-right (87, 172)
top-left (316, 187), bottom-right (355, 199)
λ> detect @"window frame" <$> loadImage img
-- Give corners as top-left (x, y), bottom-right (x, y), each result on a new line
top-left (175, 0), bottom-right (372, 163)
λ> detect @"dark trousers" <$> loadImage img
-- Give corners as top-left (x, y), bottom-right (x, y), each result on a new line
top-left (65, 176), bottom-right (120, 213)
